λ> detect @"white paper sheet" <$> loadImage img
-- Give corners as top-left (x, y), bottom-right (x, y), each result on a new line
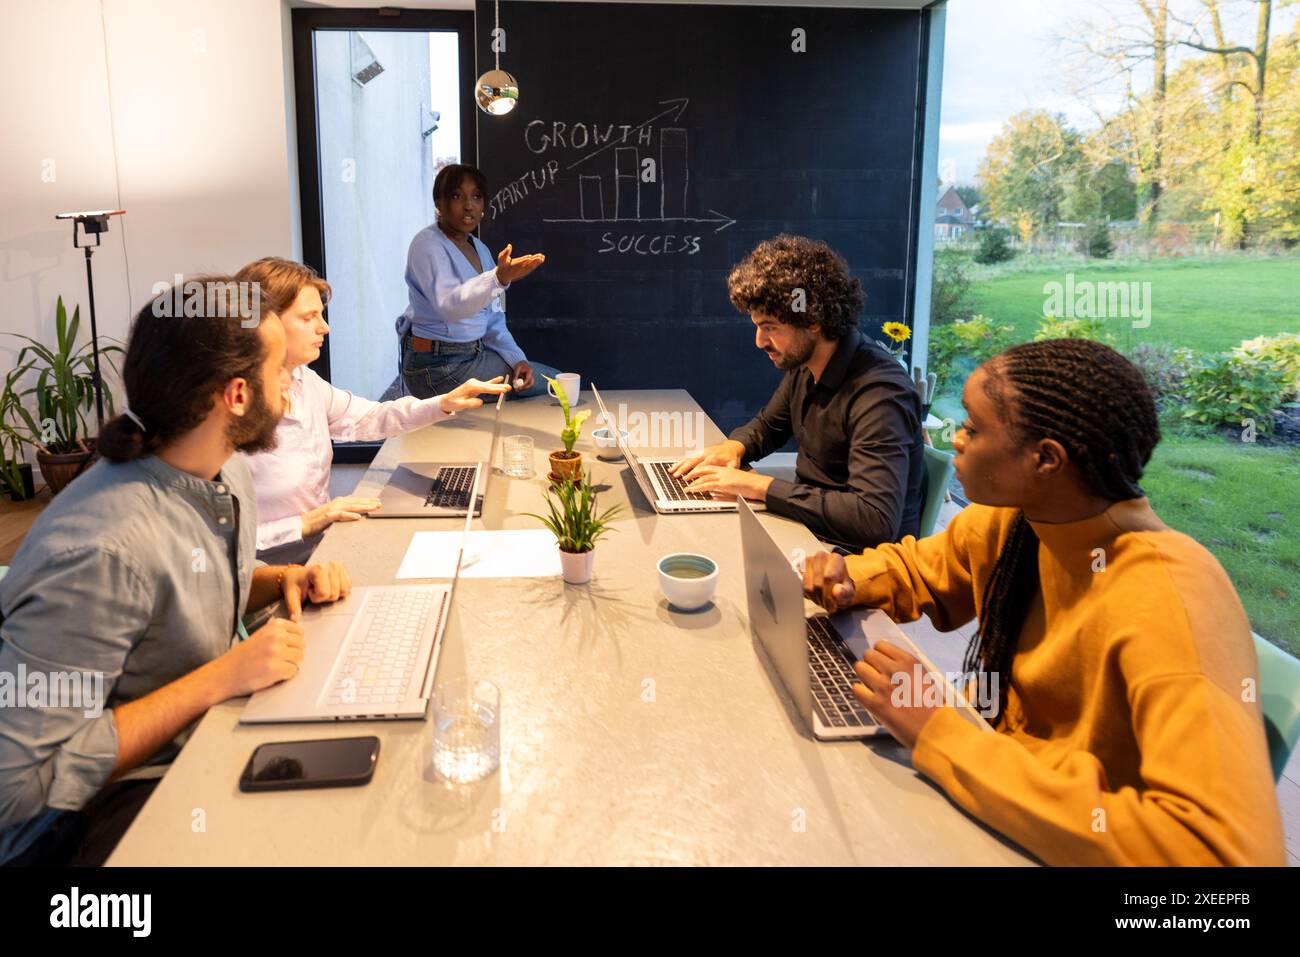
top-left (395, 529), bottom-right (562, 579)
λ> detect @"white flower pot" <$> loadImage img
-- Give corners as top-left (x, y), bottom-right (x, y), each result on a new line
top-left (559, 548), bottom-right (595, 584)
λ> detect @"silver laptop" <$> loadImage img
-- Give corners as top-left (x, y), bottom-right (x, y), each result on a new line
top-left (240, 467), bottom-right (482, 724)
top-left (372, 391), bottom-right (505, 518)
top-left (738, 498), bottom-right (992, 740)
top-left (738, 497), bottom-right (888, 740)
top-left (589, 383), bottom-right (764, 514)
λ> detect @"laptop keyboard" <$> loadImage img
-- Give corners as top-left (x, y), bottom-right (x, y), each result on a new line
top-left (649, 461), bottom-right (718, 503)
top-left (806, 615), bottom-right (878, 729)
top-left (424, 465), bottom-right (476, 510)
top-left (326, 588), bottom-right (440, 708)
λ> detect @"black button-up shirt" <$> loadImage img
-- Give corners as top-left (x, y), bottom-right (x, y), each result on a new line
top-left (730, 330), bottom-right (925, 550)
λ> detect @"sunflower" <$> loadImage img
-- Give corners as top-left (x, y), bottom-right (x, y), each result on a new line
top-left (882, 322), bottom-right (911, 343)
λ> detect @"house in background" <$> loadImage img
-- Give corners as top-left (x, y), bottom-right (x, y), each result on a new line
top-left (935, 184), bottom-right (974, 240)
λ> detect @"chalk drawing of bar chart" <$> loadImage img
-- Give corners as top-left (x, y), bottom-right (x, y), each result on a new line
top-left (542, 99), bottom-right (735, 233)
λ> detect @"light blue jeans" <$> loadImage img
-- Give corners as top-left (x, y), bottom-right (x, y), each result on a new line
top-left (400, 333), bottom-right (560, 401)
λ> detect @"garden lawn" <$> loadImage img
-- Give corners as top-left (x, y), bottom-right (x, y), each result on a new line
top-left (1142, 437), bottom-right (1300, 654)
top-left (965, 256), bottom-right (1299, 354)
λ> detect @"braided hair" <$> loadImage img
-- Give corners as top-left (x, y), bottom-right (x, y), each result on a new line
top-left (962, 338), bottom-right (1161, 723)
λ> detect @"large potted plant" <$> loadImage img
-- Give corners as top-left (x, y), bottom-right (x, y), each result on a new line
top-left (0, 368), bottom-right (37, 501)
top-left (525, 475), bottom-right (624, 584)
top-left (5, 296), bottom-right (123, 495)
top-left (544, 374), bottom-right (590, 483)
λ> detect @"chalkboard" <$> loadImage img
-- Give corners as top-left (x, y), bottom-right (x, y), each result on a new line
top-left (475, 1), bottom-right (927, 435)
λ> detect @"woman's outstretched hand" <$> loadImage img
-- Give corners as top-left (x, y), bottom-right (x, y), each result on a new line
top-left (496, 244), bottom-right (545, 284)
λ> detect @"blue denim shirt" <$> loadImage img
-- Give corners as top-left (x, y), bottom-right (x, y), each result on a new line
top-left (395, 225), bottom-right (527, 367)
top-left (0, 454), bottom-right (260, 862)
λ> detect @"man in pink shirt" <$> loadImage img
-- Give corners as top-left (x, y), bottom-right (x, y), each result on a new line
top-left (237, 258), bottom-right (510, 564)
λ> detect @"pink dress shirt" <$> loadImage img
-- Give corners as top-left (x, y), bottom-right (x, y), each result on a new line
top-left (242, 365), bottom-right (455, 550)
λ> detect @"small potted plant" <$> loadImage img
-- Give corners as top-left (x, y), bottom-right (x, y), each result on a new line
top-left (525, 475), bottom-right (624, 584)
top-left (5, 296), bottom-right (123, 495)
top-left (0, 369), bottom-right (37, 501)
top-left (544, 374), bottom-right (590, 483)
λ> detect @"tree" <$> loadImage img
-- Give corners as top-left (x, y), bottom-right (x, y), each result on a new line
top-left (974, 228), bottom-right (1016, 264)
top-left (1171, 0), bottom-right (1280, 245)
top-left (977, 111), bottom-right (1083, 246)
top-left (1065, 159), bottom-right (1140, 222)
top-left (955, 185), bottom-right (983, 210)
top-left (1085, 221), bottom-right (1116, 258)
top-left (1060, 0), bottom-right (1174, 224)
top-left (1061, 0), bottom-right (1298, 247)
top-left (1178, 0), bottom-right (1274, 144)
top-left (930, 248), bottom-right (974, 323)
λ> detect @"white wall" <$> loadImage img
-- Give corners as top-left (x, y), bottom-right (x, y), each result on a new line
top-left (0, 0), bottom-right (299, 377)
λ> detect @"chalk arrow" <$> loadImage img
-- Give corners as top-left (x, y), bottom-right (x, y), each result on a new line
top-left (566, 98), bottom-right (691, 172)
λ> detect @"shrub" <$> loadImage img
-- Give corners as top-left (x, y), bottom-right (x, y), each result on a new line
top-left (929, 314), bottom-right (1017, 394)
top-left (1034, 316), bottom-right (1108, 342)
top-left (1084, 222), bottom-right (1113, 259)
top-left (931, 247), bottom-right (973, 324)
top-left (1233, 333), bottom-right (1300, 400)
top-left (1126, 343), bottom-right (1195, 405)
top-left (973, 228), bottom-right (1014, 265)
top-left (1181, 353), bottom-right (1286, 434)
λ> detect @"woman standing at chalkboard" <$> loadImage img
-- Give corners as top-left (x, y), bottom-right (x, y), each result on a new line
top-left (397, 163), bottom-right (557, 399)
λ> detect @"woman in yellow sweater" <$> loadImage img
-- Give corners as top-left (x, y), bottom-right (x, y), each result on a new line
top-left (803, 338), bottom-right (1284, 866)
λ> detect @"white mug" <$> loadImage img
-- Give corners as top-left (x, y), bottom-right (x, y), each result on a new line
top-left (547, 372), bottom-right (581, 407)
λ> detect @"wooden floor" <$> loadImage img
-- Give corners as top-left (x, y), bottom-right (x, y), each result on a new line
top-left (0, 486), bottom-right (53, 565)
top-left (4, 464), bottom-right (1299, 864)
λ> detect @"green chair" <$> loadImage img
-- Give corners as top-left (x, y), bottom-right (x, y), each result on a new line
top-left (0, 566), bottom-right (7, 583)
top-left (920, 446), bottom-right (955, 538)
top-left (1254, 635), bottom-right (1300, 782)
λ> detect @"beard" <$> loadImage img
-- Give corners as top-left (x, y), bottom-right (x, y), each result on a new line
top-left (768, 329), bottom-right (817, 371)
top-left (227, 377), bottom-right (282, 454)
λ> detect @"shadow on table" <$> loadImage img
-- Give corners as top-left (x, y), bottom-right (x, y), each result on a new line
top-left (745, 628), bottom-right (934, 864)
top-left (652, 595), bottom-right (743, 639)
top-left (384, 729), bottom-right (504, 848)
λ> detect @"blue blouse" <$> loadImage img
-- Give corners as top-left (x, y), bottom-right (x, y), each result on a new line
top-left (395, 225), bottom-right (526, 367)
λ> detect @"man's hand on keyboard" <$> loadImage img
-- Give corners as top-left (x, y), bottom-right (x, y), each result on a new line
top-left (681, 465), bottom-right (773, 502)
top-left (669, 439), bottom-right (745, 479)
top-left (219, 618), bottom-right (306, 696)
top-left (802, 551), bottom-right (857, 612)
top-left (281, 561), bottom-right (353, 621)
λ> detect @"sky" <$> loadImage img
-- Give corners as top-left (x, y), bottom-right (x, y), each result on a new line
top-left (937, 0), bottom-right (1298, 186)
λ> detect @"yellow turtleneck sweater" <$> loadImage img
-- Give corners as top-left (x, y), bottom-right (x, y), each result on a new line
top-left (842, 497), bottom-right (1285, 866)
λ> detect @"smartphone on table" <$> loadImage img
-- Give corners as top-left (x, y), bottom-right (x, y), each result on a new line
top-left (238, 735), bottom-right (380, 792)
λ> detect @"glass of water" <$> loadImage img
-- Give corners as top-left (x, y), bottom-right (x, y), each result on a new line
top-left (502, 434), bottom-right (534, 478)
top-left (432, 677), bottom-right (500, 784)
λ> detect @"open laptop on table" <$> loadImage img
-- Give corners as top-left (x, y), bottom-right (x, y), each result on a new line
top-left (372, 390), bottom-right (505, 518)
top-left (589, 383), bottom-right (764, 514)
top-left (240, 458), bottom-right (484, 724)
top-left (738, 497), bottom-right (991, 740)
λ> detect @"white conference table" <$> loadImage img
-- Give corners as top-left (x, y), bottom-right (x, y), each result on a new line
top-left (109, 390), bottom-right (1033, 866)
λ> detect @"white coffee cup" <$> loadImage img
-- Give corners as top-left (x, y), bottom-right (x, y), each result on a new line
top-left (547, 372), bottom-right (581, 407)
top-left (657, 553), bottom-right (719, 611)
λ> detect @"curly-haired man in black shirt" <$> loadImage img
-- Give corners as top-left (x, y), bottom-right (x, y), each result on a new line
top-left (672, 234), bottom-right (925, 551)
